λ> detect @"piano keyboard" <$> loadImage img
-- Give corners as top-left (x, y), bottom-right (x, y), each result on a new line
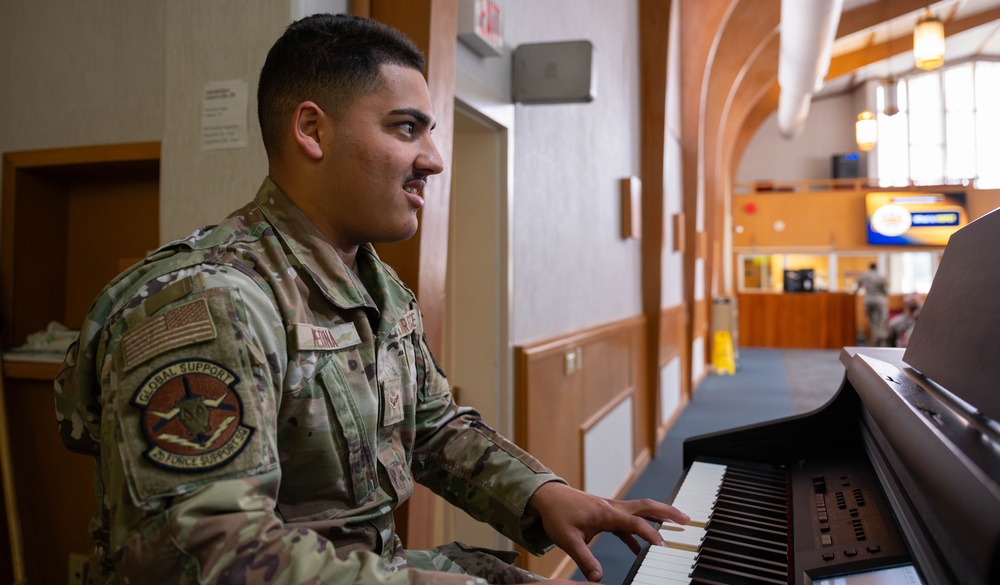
top-left (629, 460), bottom-right (790, 585)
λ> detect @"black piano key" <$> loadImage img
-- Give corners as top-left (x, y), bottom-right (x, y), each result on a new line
top-left (697, 552), bottom-right (788, 580)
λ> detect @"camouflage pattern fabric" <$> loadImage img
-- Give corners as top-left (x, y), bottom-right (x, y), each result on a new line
top-left (55, 178), bottom-right (564, 584)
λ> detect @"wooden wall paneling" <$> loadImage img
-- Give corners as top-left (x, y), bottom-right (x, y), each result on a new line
top-left (701, 0), bottom-right (780, 303)
top-left (693, 298), bottom-right (710, 350)
top-left (638, 0), bottom-right (672, 454)
top-left (737, 292), bottom-right (856, 348)
top-left (65, 174), bottom-right (159, 328)
top-left (731, 190), bottom-right (883, 250)
top-left (628, 322), bottom-right (651, 469)
top-left (731, 83), bottom-right (780, 177)
top-left (369, 0), bottom-right (457, 358)
top-left (514, 317), bottom-right (646, 578)
top-left (657, 305), bottom-right (687, 441)
top-left (836, 0), bottom-right (942, 39)
top-left (580, 331), bottom-right (632, 424)
top-left (724, 37), bottom-right (779, 192)
top-left (368, 0), bottom-right (458, 550)
top-left (3, 169), bottom-right (68, 349)
top-left (2, 143), bottom-right (160, 348)
top-left (0, 142), bottom-right (160, 585)
top-left (969, 189), bottom-right (1000, 218)
top-left (679, 0), bottom-right (734, 395)
top-left (829, 5), bottom-right (1000, 81)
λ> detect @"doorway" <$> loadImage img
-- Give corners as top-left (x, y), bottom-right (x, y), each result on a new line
top-left (440, 99), bottom-right (512, 549)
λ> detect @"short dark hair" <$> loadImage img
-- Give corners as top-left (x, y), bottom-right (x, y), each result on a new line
top-left (257, 14), bottom-right (425, 157)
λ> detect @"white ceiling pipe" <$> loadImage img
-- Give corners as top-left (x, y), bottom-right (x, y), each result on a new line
top-left (777, 0), bottom-right (844, 138)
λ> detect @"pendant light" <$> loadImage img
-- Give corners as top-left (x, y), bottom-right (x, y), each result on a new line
top-left (883, 79), bottom-right (899, 116)
top-left (856, 111), bottom-right (877, 152)
top-left (914, 9), bottom-right (945, 71)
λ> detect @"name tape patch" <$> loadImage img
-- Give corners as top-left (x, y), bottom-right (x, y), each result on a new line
top-left (292, 322), bottom-right (361, 351)
top-left (132, 359), bottom-right (253, 472)
top-left (394, 310), bottom-right (419, 338)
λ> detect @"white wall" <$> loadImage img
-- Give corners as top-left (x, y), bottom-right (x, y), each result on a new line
top-left (478, 0), bottom-right (644, 344)
top-left (0, 0), bottom-right (165, 155)
top-left (160, 0), bottom-right (286, 242)
top-left (4, 0), bottom-right (647, 349)
top-left (662, 0), bottom-right (685, 309)
top-left (735, 93), bottom-right (861, 184)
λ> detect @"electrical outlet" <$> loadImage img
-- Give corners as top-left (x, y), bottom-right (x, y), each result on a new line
top-left (563, 350), bottom-right (577, 375)
top-left (67, 552), bottom-right (88, 585)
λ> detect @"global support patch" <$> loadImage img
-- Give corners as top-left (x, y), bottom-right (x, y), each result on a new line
top-left (132, 359), bottom-right (254, 472)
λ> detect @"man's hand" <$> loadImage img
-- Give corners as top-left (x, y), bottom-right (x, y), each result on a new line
top-left (527, 481), bottom-right (690, 583)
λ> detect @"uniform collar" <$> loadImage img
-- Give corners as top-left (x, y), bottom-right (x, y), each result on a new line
top-left (252, 177), bottom-right (373, 310)
top-left (251, 178), bottom-right (415, 332)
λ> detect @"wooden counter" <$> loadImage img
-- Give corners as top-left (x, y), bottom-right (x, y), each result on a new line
top-left (737, 291), bottom-right (857, 349)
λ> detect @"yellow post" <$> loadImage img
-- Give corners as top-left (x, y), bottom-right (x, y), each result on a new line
top-left (712, 330), bottom-right (736, 375)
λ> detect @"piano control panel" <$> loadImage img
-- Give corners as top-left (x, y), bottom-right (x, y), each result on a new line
top-left (622, 457), bottom-right (914, 585)
top-left (793, 459), bottom-right (911, 582)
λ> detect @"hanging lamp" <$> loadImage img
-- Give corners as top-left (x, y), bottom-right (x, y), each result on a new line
top-left (914, 9), bottom-right (945, 71)
top-left (856, 111), bottom-right (877, 151)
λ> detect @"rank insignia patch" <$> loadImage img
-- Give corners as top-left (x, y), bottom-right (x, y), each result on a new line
top-left (132, 359), bottom-right (254, 472)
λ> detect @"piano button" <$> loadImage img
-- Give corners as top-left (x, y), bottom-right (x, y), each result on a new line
top-left (849, 508), bottom-right (859, 517)
top-left (866, 545), bottom-right (881, 554)
top-left (822, 552), bottom-right (835, 561)
top-left (820, 526), bottom-right (830, 533)
top-left (821, 534), bottom-right (832, 546)
top-left (844, 548), bottom-right (858, 557)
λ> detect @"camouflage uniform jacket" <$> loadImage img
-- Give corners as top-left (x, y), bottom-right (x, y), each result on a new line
top-left (55, 178), bottom-right (563, 585)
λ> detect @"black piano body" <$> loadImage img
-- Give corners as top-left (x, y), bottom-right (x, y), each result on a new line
top-left (622, 208), bottom-right (1000, 585)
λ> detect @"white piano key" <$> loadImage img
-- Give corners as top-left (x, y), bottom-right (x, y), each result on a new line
top-left (637, 564), bottom-right (690, 581)
top-left (631, 572), bottom-right (690, 585)
top-left (671, 495), bottom-right (717, 509)
top-left (636, 562), bottom-right (694, 579)
top-left (670, 462), bottom-right (727, 529)
top-left (641, 549), bottom-right (694, 568)
top-left (646, 544), bottom-right (698, 562)
top-left (659, 525), bottom-right (707, 551)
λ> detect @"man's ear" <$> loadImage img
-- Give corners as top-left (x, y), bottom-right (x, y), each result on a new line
top-left (291, 101), bottom-right (326, 161)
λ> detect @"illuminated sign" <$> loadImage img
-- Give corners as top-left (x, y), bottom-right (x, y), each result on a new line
top-left (458, 0), bottom-right (503, 58)
top-left (865, 192), bottom-right (967, 246)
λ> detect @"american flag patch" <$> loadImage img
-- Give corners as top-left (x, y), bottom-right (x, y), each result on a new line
top-left (122, 298), bottom-right (217, 370)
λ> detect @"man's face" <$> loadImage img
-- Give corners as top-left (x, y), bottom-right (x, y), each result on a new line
top-left (315, 63), bottom-right (444, 249)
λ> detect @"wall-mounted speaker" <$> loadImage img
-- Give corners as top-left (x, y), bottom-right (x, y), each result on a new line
top-left (512, 40), bottom-right (596, 105)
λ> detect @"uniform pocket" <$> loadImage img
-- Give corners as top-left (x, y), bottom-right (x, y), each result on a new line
top-left (275, 358), bottom-right (378, 521)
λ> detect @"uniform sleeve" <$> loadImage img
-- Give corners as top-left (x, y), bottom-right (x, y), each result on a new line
top-left (407, 331), bottom-right (566, 556)
top-left (84, 267), bottom-right (487, 585)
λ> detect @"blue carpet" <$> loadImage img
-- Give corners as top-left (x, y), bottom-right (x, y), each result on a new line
top-left (571, 348), bottom-right (798, 584)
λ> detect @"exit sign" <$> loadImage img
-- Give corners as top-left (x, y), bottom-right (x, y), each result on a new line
top-left (459, 0), bottom-right (503, 58)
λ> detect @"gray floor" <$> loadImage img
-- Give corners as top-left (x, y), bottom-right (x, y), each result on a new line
top-left (572, 348), bottom-right (845, 584)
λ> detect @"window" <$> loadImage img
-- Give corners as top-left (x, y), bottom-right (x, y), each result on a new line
top-left (876, 60), bottom-right (1000, 188)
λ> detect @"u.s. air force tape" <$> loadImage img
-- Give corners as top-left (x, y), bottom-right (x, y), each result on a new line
top-left (131, 359), bottom-right (254, 472)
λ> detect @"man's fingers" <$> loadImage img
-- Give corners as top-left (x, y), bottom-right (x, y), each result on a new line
top-left (613, 498), bottom-right (690, 525)
top-left (561, 536), bottom-right (603, 582)
top-left (622, 513), bottom-right (668, 548)
top-left (612, 530), bottom-right (642, 555)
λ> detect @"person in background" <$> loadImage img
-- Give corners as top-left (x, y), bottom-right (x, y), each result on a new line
top-left (855, 262), bottom-right (889, 346)
top-left (886, 294), bottom-right (922, 348)
top-left (54, 14), bottom-right (688, 585)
